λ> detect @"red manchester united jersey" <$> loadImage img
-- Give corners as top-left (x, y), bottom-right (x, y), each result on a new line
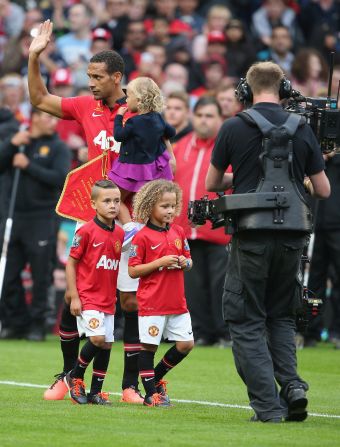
top-left (128, 222), bottom-right (191, 316)
top-left (69, 218), bottom-right (124, 314)
top-left (61, 96), bottom-right (133, 165)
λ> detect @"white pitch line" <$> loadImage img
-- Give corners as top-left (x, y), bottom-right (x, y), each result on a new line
top-left (1, 380), bottom-right (339, 420)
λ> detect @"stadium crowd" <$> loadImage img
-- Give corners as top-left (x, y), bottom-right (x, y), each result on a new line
top-left (0, 0), bottom-right (340, 351)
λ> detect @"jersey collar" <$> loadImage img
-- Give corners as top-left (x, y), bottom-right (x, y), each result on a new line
top-left (94, 216), bottom-right (115, 232)
top-left (146, 221), bottom-right (170, 232)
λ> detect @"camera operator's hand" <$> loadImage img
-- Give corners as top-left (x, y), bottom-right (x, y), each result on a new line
top-left (323, 151), bottom-right (336, 161)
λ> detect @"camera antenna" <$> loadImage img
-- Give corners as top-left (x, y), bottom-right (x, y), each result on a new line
top-left (327, 51), bottom-right (335, 104)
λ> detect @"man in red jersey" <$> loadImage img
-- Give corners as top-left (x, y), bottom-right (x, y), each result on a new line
top-left (28, 19), bottom-right (143, 404)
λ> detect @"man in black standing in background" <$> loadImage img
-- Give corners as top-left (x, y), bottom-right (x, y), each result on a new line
top-left (206, 62), bottom-right (330, 422)
top-left (0, 109), bottom-right (71, 341)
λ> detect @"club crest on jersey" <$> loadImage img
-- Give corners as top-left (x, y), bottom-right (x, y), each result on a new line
top-left (96, 255), bottom-right (119, 270)
top-left (184, 238), bottom-right (190, 251)
top-left (88, 318), bottom-right (100, 329)
top-left (114, 240), bottom-right (122, 254)
top-left (39, 145), bottom-right (50, 156)
top-left (174, 238), bottom-right (182, 250)
top-left (148, 325), bottom-right (159, 337)
top-left (94, 102), bottom-right (103, 113)
top-left (129, 244), bottom-right (137, 258)
top-left (71, 234), bottom-right (82, 248)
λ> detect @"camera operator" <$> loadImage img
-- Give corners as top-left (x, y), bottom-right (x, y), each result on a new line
top-left (205, 61), bottom-right (330, 423)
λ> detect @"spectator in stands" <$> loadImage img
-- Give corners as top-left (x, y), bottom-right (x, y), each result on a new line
top-left (0, 0), bottom-right (25, 40)
top-left (192, 4), bottom-right (232, 62)
top-left (215, 82), bottom-right (242, 121)
top-left (120, 19), bottom-right (147, 79)
top-left (96, 0), bottom-right (129, 51)
top-left (0, 73), bottom-right (30, 124)
top-left (257, 25), bottom-right (295, 75)
top-left (176, 0), bottom-right (205, 33)
top-left (167, 39), bottom-right (204, 92)
top-left (225, 19), bottom-right (257, 79)
top-left (128, 0), bottom-right (148, 21)
top-left (298, 0), bottom-right (340, 48)
top-left (164, 91), bottom-right (193, 146)
top-left (251, 0), bottom-right (303, 50)
top-left (162, 63), bottom-right (189, 92)
top-left (90, 27), bottom-right (113, 55)
top-left (55, 4), bottom-right (92, 67)
top-left (291, 48), bottom-right (329, 97)
top-left (128, 51), bottom-right (164, 85)
top-left (191, 56), bottom-right (227, 104)
top-left (205, 30), bottom-right (227, 62)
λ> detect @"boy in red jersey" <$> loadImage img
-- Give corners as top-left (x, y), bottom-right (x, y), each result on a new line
top-left (128, 180), bottom-right (194, 407)
top-left (64, 179), bottom-right (124, 405)
top-left (28, 20), bottom-right (143, 404)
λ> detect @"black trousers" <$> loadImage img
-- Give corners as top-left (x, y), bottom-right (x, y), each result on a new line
top-left (184, 239), bottom-right (229, 342)
top-left (307, 230), bottom-right (340, 339)
top-left (0, 216), bottom-right (56, 333)
top-left (223, 230), bottom-right (309, 420)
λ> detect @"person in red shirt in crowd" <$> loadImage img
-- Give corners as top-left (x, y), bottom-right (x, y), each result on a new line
top-left (128, 179), bottom-right (194, 407)
top-left (65, 179), bottom-right (124, 405)
top-left (28, 20), bottom-right (144, 404)
top-left (174, 96), bottom-right (232, 347)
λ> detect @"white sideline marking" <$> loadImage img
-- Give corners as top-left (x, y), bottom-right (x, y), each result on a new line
top-left (0, 380), bottom-right (339, 420)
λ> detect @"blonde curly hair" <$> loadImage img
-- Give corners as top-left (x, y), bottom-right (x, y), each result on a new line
top-left (127, 76), bottom-right (164, 113)
top-left (133, 180), bottom-right (182, 224)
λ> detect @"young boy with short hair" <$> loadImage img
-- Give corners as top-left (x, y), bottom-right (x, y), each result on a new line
top-left (64, 179), bottom-right (124, 405)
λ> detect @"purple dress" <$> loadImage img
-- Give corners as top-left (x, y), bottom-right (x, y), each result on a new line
top-left (108, 112), bottom-right (175, 192)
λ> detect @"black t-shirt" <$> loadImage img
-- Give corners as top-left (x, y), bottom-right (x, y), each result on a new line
top-left (211, 102), bottom-right (325, 196)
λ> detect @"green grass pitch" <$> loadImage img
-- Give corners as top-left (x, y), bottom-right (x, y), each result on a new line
top-left (0, 337), bottom-right (339, 447)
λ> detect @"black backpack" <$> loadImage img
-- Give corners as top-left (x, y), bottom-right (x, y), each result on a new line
top-left (235, 108), bottom-right (313, 232)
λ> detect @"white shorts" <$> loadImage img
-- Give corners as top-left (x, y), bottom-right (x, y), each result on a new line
top-left (117, 222), bottom-right (144, 292)
top-left (138, 313), bottom-right (193, 345)
top-left (76, 310), bottom-right (115, 342)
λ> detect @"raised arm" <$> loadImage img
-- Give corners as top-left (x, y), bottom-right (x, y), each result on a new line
top-left (28, 20), bottom-right (63, 118)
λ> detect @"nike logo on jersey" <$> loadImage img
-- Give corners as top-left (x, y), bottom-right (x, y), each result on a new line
top-left (151, 243), bottom-right (162, 250)
top-left (126, 352), bottom-right (139, 357)
top-left (92, 112), bottom-right (103, 117)
top-left (144, 377), bottom-right (154, 382)
top-left (97, 378), bottom-right (105, 382)
top-left (93, 242), bottom-right (104, 247)
top-left (188, 331), bottom-right (193, 335)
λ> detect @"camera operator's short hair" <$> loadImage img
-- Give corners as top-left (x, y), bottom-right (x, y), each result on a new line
top-left (246, 61), bottom-right (284, 97)
top-left (91, 179), bottom-right (118, 200)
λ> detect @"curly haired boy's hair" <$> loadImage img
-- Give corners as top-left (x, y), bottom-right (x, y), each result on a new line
top-left (127, 77), bottom-right (164, 113)
top-left (132, 180), bottom-right (182, 223)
